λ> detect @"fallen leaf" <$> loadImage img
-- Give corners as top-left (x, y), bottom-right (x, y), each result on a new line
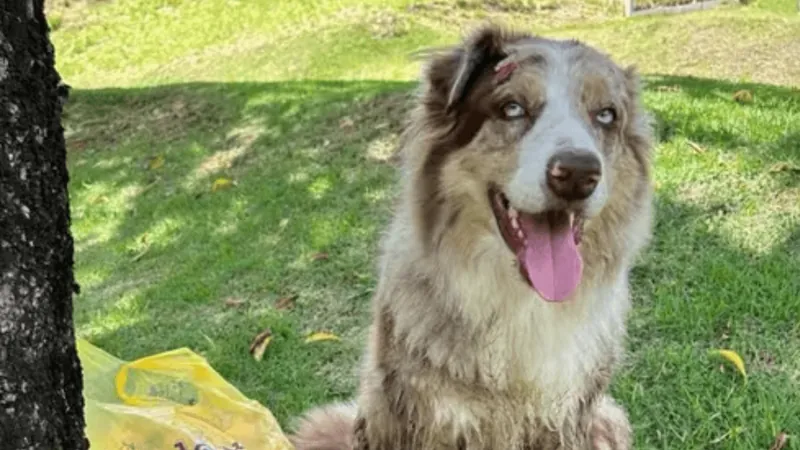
top-left (768, 162), bottom-right (800, 174)
top-left (275, 295), bottom-right (297, 310)
top-left (655, 84), bottom-right (681, 92)
top-left (130, 247), bottom-right (149, 262)
top-left (148, 154), bottom-right (165, 170)
top-left (211, 177), bottom-right (234, 192)
top-left (249, 328), bottom-right (273, 361)
top-left (171, 99), bottom-right (187, 117)
top-left (769, 432), bottom-right (788, 450)
top-left (305, 331), bottom-right (340, 343)
top-left (732, 89), bottom-right (753, 104)
top-left (90, 195), bottom-right (109, 205)
top-left (311, 252), bottom-right (329, 261)
top-left (711, 349), bottom-right (747, 379)
top-left (224, 297), bottom-right (245, 307)
top-left (339, 117), bottom-right (354, 129)
top-left (686, 140), bottom-right (705, 153)
top-left (68, 139), bottom-right (88, 151)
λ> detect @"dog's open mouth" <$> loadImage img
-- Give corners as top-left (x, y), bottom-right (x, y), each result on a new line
top-left (489, 187), bottom-right (584, 302)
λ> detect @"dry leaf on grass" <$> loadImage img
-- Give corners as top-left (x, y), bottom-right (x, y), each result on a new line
top-left (732, 89), bottom-right (753, 104)
top-left (224, 297), bottom-right (245, 307)
top-left (171, 99), bottom-right (187, 116)
top-left (305, 331), bottom-right (340, 343)
top-left (148, 154), bottom-right (165, 170)
top-left (275, 295), bottom-right (297, 310)
top-left (769, 432), bottom-right (788, 450)
top-left (687, 140), bottom-right (706, 153)
top-left (711, 349), bottom-right (747, 379)
top-left (130, 233), bottom-right (150, 261)
top-left (768, 162), bottom-right (800, 174)
top-left (130, 248), bottom-right (149, 262)
top-left (311, 252), bottom-right (329, 261)
top-left (655, 84), bottom-right (681, 92)
top-left (211, 177), bottom-right (234, 192)
top-left (249, 328), bottom-right (273, 361)
top-left (69, 139), bottom-right (87, 151)
top-left (90, 195), bottom-right (109, 205)
top-left (339, 117), bottom-right (354, 129)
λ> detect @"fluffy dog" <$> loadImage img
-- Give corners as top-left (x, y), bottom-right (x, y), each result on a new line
top-left (290, 24), bottom-right (654, 450)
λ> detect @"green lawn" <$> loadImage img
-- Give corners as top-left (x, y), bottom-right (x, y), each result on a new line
top-left (52, 0), bottom-right (800, 448)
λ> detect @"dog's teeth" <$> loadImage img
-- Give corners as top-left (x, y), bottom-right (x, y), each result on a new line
top-left (511, 217), bottom-right (520, 230)
top-left (569, 212), bottom-right (575, 227)
top-left (508, 207), bottom-right (519, 219)
top-left (517, 229), bottom-right (524, 240)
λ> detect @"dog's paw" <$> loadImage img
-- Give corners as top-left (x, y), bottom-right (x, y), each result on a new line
top-left (588, 396), bottom-right (631, 450)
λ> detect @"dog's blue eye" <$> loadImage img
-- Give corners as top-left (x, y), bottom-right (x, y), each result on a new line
top-left (595, 108), bottom-right (616, 125)
top-left (503, 102), bottom-right (525, 119)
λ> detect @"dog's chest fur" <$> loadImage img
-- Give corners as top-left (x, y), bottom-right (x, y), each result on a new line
top-left (359, 239), bottom-right (631, 449)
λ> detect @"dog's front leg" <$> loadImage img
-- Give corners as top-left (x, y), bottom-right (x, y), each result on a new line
top-left (587, 395), bottom-right (632, 450)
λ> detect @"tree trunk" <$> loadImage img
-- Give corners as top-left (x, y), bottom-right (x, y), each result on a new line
top-left (0, 1), bottom-right (88, 448)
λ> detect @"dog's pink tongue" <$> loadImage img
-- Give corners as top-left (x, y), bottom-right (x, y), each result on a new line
top-left (517, 214), bottom-right (582, 302)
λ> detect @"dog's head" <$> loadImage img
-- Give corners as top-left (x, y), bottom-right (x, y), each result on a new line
top-left (405, 25), bottom-right (653, 302)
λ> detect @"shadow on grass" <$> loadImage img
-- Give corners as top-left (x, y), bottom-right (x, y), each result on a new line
top-left (66, 75), bottom-right (799, 444)
top-left (67, 79), bottom-right (414, 420)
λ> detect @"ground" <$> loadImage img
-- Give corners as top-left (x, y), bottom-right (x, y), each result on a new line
top-left (50, 0), bottom-right (799, 448)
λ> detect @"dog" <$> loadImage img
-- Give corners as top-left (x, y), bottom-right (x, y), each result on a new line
top-left (289, 24), bottom-right (655, 450)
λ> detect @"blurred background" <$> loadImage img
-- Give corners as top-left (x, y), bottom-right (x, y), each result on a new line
top-left (49, 1), bottom-right (799, 448)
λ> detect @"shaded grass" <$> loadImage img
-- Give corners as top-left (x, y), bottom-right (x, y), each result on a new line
top-left (54, 0), bottom-right (800, 448)
top-left (65, 75), bottom-right (800, 449)
top-left (67, 79), bottom-right (411, 418)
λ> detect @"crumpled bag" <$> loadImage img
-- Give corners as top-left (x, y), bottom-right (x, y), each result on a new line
top-left (77, 338), bottom-right (294, 450)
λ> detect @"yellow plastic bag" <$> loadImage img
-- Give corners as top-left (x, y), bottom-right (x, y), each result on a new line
top-left (77, 339), bottom-right (294, 450)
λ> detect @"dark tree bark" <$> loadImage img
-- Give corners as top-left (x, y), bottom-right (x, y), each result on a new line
top-left (0, 1), bottom-right (88, 448)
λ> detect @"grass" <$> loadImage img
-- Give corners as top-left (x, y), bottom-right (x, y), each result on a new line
top-left (51, 0), bottom-right (800, 448)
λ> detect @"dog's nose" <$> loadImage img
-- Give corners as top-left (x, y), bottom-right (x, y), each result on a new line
top-left (546, 150), bottom-right (601, 201)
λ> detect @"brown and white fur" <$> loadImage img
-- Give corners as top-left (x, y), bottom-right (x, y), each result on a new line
top-left (290, 25), bottom-right (654, 450)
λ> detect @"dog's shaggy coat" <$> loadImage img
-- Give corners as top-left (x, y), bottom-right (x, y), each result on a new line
top-left (290, 25), bottom-right (654, 450)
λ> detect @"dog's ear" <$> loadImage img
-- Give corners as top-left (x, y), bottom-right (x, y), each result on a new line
top-left (422, 26), bottom-right (512, 114)
top-left (446, 28), bottom-right (510, 110)
top-left (623, 64), bottom-right (643, 98)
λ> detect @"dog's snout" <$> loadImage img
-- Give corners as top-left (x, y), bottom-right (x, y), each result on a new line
top-left (546, 150), bottom-right (601, 201)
